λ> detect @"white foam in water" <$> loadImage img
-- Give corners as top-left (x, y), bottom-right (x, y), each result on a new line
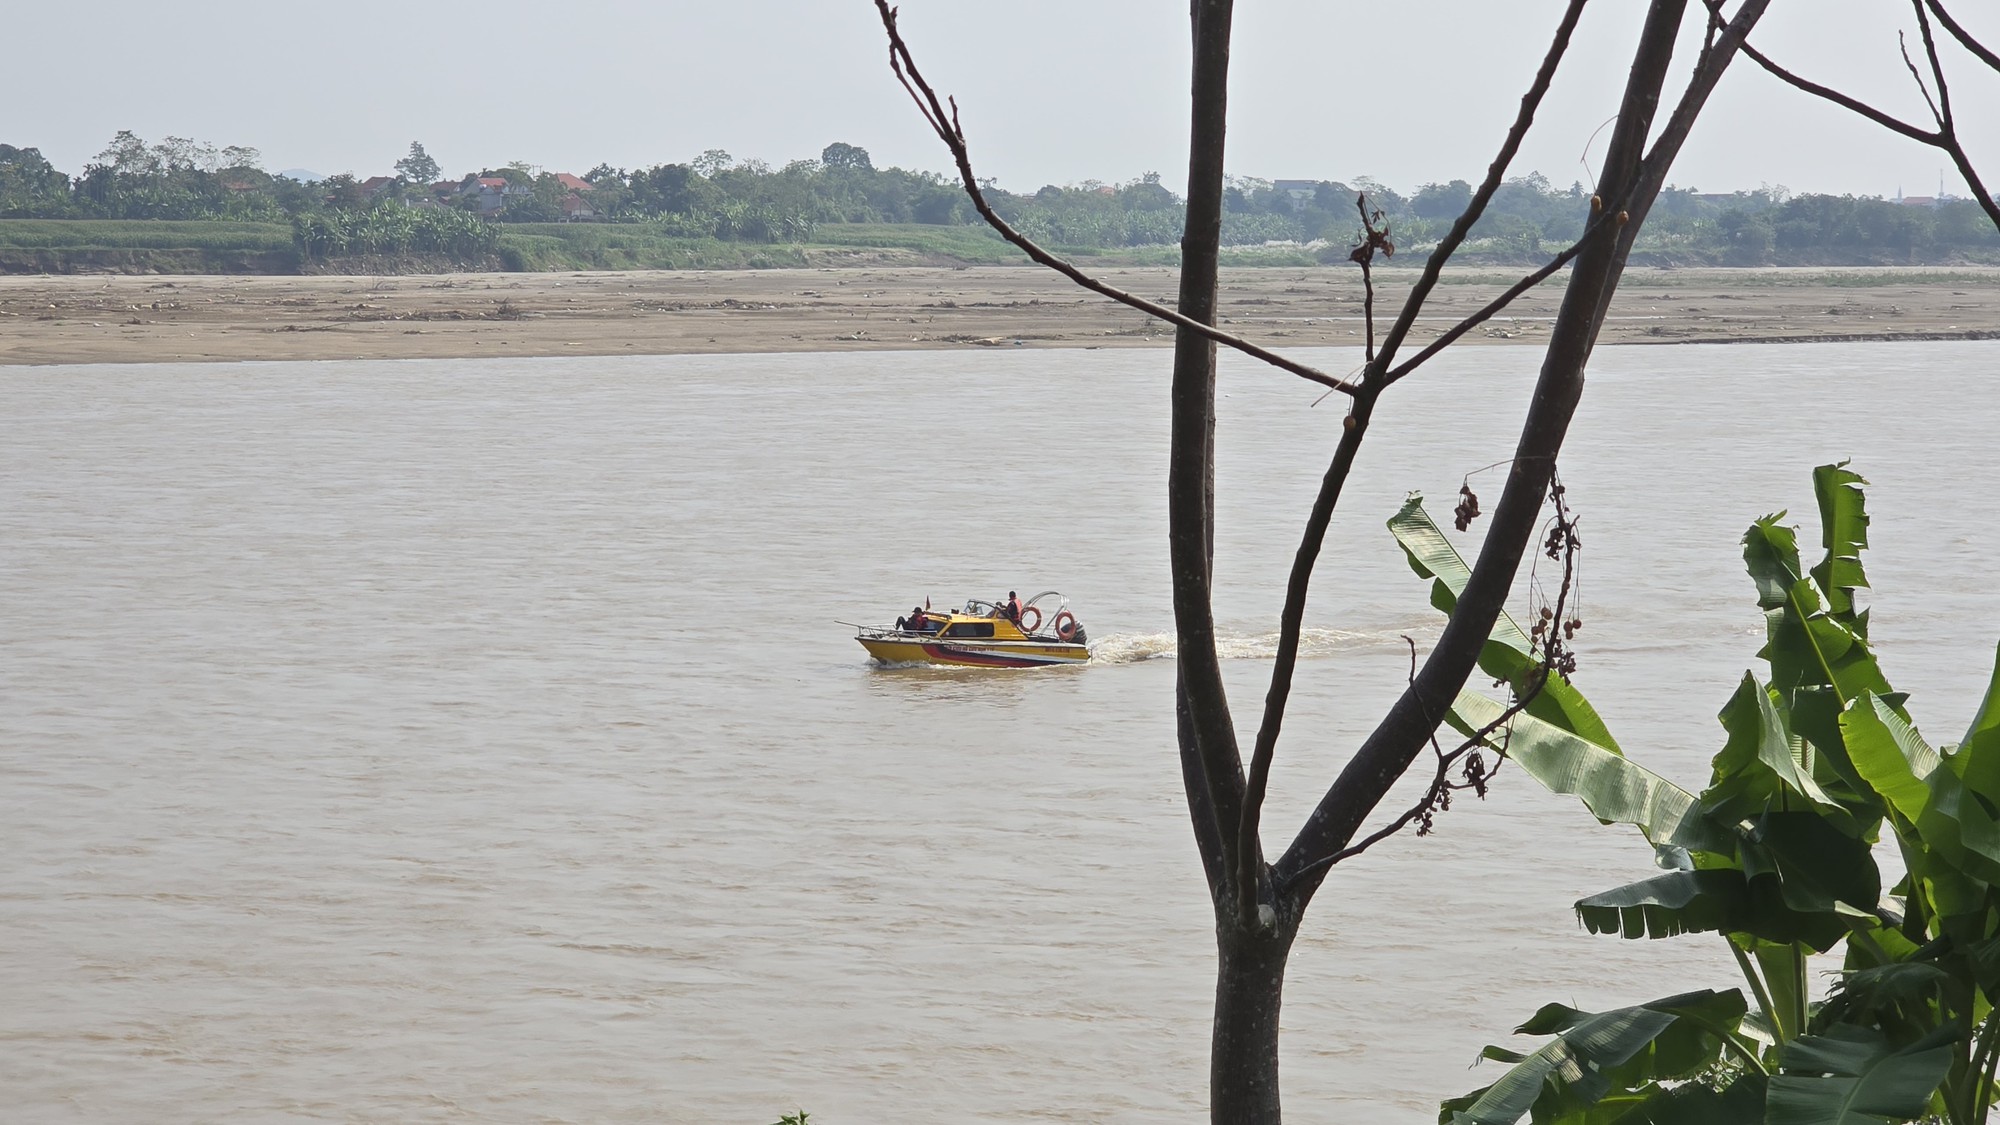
top-left (1092, 626), bottom-right (1411, 664)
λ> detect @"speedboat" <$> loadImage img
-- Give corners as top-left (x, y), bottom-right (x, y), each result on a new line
top-left (854, 591), bottom-right (1090, 667)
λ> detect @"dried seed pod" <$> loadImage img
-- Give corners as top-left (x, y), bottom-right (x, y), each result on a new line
top-left (1453, 483), bottom-right (1482, 531)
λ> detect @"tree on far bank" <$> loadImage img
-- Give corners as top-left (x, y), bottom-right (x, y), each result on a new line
top-left (394, 142), bottom-right (440, 185)
top-left (821, 142), bottom-right (873, 171)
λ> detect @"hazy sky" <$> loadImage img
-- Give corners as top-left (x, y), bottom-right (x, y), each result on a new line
top-left (7, 1), bottom-right (1996, 197)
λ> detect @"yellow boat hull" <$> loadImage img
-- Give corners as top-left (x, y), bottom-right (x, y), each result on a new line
top-left (858, 635), bottom-right (1089, 668)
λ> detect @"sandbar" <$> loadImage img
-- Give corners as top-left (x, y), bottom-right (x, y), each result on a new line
top-left (2, 265), bottom-right (1995, 367)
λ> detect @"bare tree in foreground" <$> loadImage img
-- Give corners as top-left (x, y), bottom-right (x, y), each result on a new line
top-left (872, 2), bottom-right (1787, 1121)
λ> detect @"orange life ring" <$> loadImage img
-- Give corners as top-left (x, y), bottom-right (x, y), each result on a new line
top-left (1054, 610), bottom-right (1078, 641)
top-left (1019, 605), bottom-right (1042, 632)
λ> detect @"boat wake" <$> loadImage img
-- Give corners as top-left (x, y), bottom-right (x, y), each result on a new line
top-left (1090, 626), bottom-right (1415, 665)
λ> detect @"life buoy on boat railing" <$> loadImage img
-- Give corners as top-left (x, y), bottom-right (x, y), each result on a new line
top-left (1019, 606), bottom-right (1042, 632)
top-left (1054, 610), bottom-right (1078, 641)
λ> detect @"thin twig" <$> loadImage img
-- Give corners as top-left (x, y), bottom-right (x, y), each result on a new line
top-left (1912, 2), bottom-right (1954, 131)
top-left (872, 1), bottom-right (1358, 397)
top-left (1352, 193), bottom-right (1389, 363)
top-left (1286, 674), bottom-right (1543, 878)
top-left (1898, 30), bottom-right (1945, 127)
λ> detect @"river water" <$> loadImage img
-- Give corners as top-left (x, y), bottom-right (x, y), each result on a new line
top-left (3, 341), bottom-right (1997, 1123)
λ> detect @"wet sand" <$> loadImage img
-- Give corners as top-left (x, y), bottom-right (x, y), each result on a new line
top-left (2, 265), bottom-right (1995, 366)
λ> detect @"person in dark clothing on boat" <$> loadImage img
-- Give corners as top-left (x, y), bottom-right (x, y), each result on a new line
top-left (1005, 591), bottom-right (1022, 623)
top-left (906, 605), bottom-right (934, 633)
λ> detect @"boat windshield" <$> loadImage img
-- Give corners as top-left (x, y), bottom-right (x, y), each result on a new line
top-left (963, 599), bottom-right (998, 616)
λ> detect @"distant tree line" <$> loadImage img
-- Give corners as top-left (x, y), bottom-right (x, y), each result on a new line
top-left (2, 132), bottom-right (1997, 266)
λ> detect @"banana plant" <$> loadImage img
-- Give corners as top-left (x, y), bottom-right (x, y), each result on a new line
top-left (1393, 465), bottom-right (2000, 1125)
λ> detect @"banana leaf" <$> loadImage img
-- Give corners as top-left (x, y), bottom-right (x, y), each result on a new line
top-left (1846, 693), bottom-right (2000, 890)
top-left (1453, 692), bottom-right (1731, 855)
top-left (1816, 962), bottom-right (1951, 1041)
top-left (1788, 685), bottom-right (1890, 819)
top-left (1575, 868), bottom-right (1852, 950)
top-left (1738, 810), bottom-right (1881, 921)
top-left (1947, 641), bottom-right (2000, 801)
top-left (1441, 990), bottom-right (1747, 1125)
top-left (1390, 493), bottom-right (1619, 751)
top-left (1765, 1025), bottom-right (1955, 1125)
top-left (1809, 462), bottom-right (1871, 625)
top-left (1742, 517), bottom-right (1894, 708)
top-left (1703, 672), bottom-right (1839, 826)
top-left (1839, 692), bottom-right (1938, 826)
top-left (1621, 1075), bottom-right (1767, 1125)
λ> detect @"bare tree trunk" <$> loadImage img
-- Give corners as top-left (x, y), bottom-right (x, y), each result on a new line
top-left (1210, 915), bottom-right (1297, 1124)
top-left (1165, 6), bottom-right (1295, 1117)
top-left (1170, 0), bottom-right (1242, 883)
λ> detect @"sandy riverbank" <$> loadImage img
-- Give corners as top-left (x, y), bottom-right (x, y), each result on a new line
top-left (2, 265), bottom-right (1996, 366)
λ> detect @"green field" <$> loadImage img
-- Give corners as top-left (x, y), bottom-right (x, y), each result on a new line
top-left (0, 219), bottom-right (293, 251)
top-left (0, 220), bottom-right (298, 274)
top-left (495, 221), bottom-right (1034, 270)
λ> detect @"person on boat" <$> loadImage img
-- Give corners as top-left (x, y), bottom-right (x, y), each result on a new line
top-left (906, 606), bottom-right (933, 633)
top-left (1006, 591), bottom-right (1023, 623)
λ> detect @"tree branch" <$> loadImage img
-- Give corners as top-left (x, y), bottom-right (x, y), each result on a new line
top-left (1595, 0), bottom-right (1773, 336)
top-left (1275, 0), bottom-right (1715, 905)
top-left (1369, 0), bottom-right (1592, 379)
top-left (1225, 0), bottom-right (1594, 928)
top-left (1719, 6), bottom-right (1943, 146)
top-left (870, 1), bottom-right (1357, 397)
top-left (1925, 0), bottom-right (2000, 73)
top-left (1381, 215), bottom-right (1606, 387)
top-left (1712, 0), bottom-right (2000, 238)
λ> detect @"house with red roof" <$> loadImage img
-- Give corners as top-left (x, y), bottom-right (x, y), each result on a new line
top-left (458, 175), bottom-right (529, 214)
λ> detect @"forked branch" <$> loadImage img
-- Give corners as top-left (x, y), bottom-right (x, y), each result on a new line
top-left (1276, 0), bottom-right (1744, 904)
top-left (1230, 0), bottom-right (1594, 927)
top-left (1712, 0), bottom-right (2000, 231)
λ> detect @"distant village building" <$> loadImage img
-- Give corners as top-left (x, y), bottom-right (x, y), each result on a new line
top-left (555, 173), bottom-right (597, 221)
top-left (459, 176), bottom-right (529, 214)
top-left (358, 175), bottom-right (397, 201)
top-left (1272, 179), bottom-right (1320, 204)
